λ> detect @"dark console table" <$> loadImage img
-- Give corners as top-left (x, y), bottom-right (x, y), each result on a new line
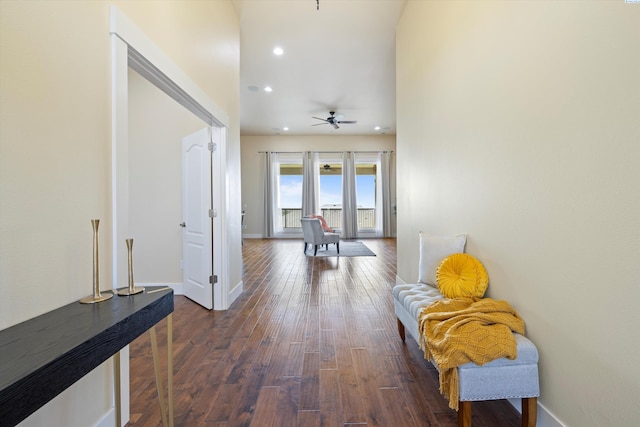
top-left (0, 287), bottom-right (174, 427)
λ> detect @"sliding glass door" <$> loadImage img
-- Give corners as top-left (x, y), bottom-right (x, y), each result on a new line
top-left (276, 153), bottom-right (303, 235)
top-left (355, 153), bottom-right (383, 237)
top-left (355, 160), bottom-right (377, 232)
top-left (318, 155), bottom-right (343, 230)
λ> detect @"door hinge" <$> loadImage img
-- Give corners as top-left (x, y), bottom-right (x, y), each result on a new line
top-left (209, 275), bottom-right (218, 284)
top-left (209, 209), bottom-right (217, 218)
top-left (208, 142), bottom-right (217, 152)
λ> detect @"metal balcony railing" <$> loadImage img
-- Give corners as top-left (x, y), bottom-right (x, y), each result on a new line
top-left (281, 208), bottom-right (376, 229)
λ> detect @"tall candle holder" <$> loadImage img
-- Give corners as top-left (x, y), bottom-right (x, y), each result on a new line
top-left (80, 219), bottom-right (113, 304)
top-left (117, 238), bottom-right (144, 296)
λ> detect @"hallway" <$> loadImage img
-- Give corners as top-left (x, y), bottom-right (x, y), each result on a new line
top-left (128, 238), bottom-right (522, 426)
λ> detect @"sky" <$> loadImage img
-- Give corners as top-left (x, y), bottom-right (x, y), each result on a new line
top-left (279, 175), bottom-right (375, 208)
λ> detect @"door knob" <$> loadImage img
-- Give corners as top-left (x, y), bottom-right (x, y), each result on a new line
top-left (179, 222), bottom-right (186, 227)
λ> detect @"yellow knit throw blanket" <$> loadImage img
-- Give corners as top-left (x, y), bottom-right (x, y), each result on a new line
top-left (418, 297), bottom-right (525, 411)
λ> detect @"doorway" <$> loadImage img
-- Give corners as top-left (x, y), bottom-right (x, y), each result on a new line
top-left (128, 69), bottom-right (214, 308)
top-left (110, 6), bottom-right (239, 425)
top-left (111, 6), bottom-right (234, 308)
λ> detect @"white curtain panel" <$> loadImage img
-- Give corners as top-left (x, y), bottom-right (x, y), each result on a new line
top-left (341, 151), bottom-right (358, 239)
top-left (301, 151), bottom-right (319, 217)
top-left (381, 151), bottom-right (395, 237)
top-left (263, 152), bottom-right (280, 237)
top-left (390, 151), bottom-right (397, 237)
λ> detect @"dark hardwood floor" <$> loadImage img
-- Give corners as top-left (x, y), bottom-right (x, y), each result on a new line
top-left (127, 238), bottom-right (522, 426)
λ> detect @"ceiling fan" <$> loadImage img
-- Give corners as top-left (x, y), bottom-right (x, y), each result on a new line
top-left (312, 111), bottom-right (357, 129)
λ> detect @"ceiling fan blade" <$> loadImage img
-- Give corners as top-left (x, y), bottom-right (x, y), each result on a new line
top-left (311, 112), bottom-right (355, 129)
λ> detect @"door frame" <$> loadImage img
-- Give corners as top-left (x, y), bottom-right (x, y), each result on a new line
top-left (110, 5), bottom-right (229, 293)
top-left (110, 6), bottom-right (230, 425)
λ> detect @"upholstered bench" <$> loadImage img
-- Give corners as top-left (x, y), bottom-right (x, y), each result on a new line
top-left (393, 282), bottom-right (540, 427)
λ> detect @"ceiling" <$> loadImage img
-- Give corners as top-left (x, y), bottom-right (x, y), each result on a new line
top-left (232, 0), bottom-right (407, 136)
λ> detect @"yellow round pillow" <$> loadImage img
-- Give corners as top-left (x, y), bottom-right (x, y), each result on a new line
top-left (436, 253), bottom-right (488, 299)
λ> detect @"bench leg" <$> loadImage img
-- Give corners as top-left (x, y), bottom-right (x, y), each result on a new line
top-left (522, 397), bottom-right (537, 427)
top-left (457, 401), bottom-right (472, 427)
top-left (396, 318), bottom-right (406, 342)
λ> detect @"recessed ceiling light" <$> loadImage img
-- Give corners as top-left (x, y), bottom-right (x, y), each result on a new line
top-left (283, 127), bottom-right (289, 131)
top-left (264, 86), bottom-right (273, 92)
top-left (374, 126), bottom-right (381, 131)
top-left (273, 46), bottom-right (284, 56)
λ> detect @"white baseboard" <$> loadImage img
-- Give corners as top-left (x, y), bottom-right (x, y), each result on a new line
top-left (139, 282), bottom-right (244, 309)
top-left (508, 398), bottom-right (565, 427)
top-left (94, 408), bottom-right (115, 427)
top-left (228, 280), bottom-right (243, 307)
top-left (137, 283), bottom-right (184, 295)
top-left (242, 234), bottom-right (302, 239)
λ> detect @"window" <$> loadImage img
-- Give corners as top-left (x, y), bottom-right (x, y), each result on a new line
top-left (266, 151), bottom-right (392, 237)
top-left (356, 163), bottom-right (377, 229)
top-left (279, 162), bottom-right (303, 229)
top-left (354, 152), bottom-right (384, 236)
top-left (272, 153), bottom-right (303, 233)
top-left (319, 162), bottom-right (342, 229)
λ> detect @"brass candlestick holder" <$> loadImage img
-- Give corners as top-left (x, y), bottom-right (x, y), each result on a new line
top-left (117, 238), bottom-right (144, 296)
top-left (80, 219), bottom-right (113, 304)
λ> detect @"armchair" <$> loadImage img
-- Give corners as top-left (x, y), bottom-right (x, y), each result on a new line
top-left (300, 217), bottom-right (340, 256)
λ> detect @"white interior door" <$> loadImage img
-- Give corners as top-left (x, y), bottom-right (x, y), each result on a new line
top-left (181, 127), bottom-right (213, 309)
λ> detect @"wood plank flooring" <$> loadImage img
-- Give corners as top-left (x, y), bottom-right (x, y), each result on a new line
top-left (127, 238), bottom-right (522, 427)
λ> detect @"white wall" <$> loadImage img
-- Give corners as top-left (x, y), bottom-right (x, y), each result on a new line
top-left (241, 135), bottom-right (396, 237)
top-left (396, 1), bottom-right (640, 426)
top-left (0, 1), bottom-right (240, 425)
top-left (1, 2), bottom-right (114, 425)
top-left (0, 0), bottom-right (111, 329)
top-left (128, 69), bottom-right (204, 286)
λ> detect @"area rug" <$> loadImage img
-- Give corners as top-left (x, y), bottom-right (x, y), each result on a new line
top-left (306, 241), bottom-right (376, 257)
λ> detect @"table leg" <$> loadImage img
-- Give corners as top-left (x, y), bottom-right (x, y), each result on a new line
top-left (114, 351), bottom-right (121, 427)
top-left (167, 314), bottom-right (174, 427)
top-left (150, 326), bottom-right (169, 427)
